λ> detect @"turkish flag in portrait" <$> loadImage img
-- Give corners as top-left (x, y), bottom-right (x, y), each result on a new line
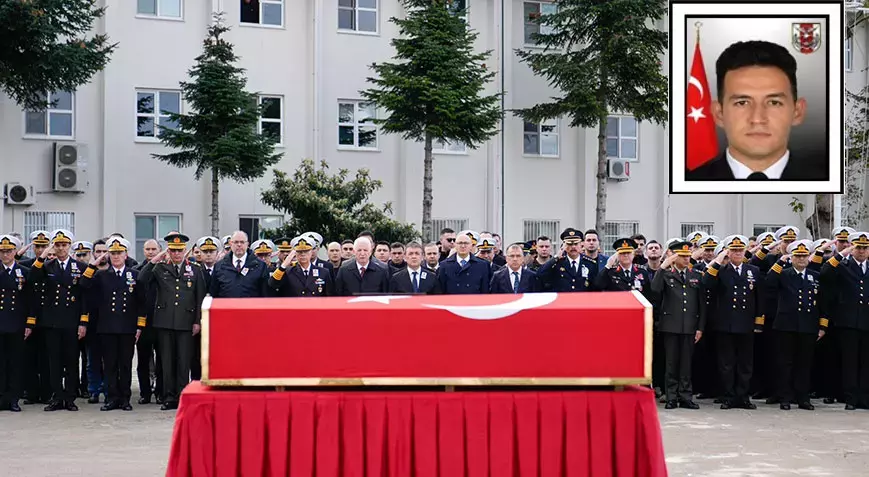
top-left (686, 43), bottom-right (719, 171)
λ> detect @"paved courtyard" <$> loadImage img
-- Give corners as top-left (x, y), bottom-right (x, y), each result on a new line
top-left (1, 395), bottom-right (867, 476)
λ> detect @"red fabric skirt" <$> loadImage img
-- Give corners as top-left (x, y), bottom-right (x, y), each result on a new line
top-left (167, 382), bottom-right (667, 477)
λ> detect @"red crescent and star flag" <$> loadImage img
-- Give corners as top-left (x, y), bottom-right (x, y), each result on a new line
top-left (686, 42), bottom-right (719, 171)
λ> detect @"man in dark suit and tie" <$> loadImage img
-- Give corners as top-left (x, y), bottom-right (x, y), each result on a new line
top-left (389, 242), bottom-right (440, 294)
top-left (490, 244), bottom-right (538, 293)
top-left (437, 230), bottom-right (491, 294)
top-left (335, 237), bottom-right (389, 296)
top-left (685, 40), bottom-right (827, 181)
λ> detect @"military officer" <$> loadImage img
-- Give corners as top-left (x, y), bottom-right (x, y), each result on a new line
top-left (765, 239), bottom-right (828, 410)
top-left (0, 235), bottom-right (35, 412)
top-left (437, 230), bottom-right (490, 294)
top-left (138, 233), bottom-right (206, 410)
top-left (190, 236), bottom-right (219, 382)
top-left (27, 229), bottom-right (90, 412)
top-left (537, 228), bottom-right (596, 292)
top-left (72, 241), bottom-right (93, 264)
top-left (17, 231), bottom-right (51, 405)
top-left (692, 236), bottom-right (722, 401)
top-left (302, 231), bottom-right (335, 277)
top-left (134, 239), bottom-right (163, 405)
top-left (80, 237), bottom-right (145, 411)
top-left (251, 239), bottom-right (276, 269)
top-left (814, 232), bottom-right (846, 404)
top-left (475, 236), bottom-right (502, 276)
top-left (686, 230), bottom-right (707, 249)
top-left (274, 237), bottom-right (293, 265)
top-left (702, 235), bottom-right (764, 410)
top-left (594, 238), bottom-right (652, 294)
top-left (832, 226), bottom-right (857, 256)
top-left (14, 230), bottom-right (50, 268)
top-left (269, 236), bottom-right (335, 297)
top-left (652, 240), bottom-right (706, 409)
top-left (691, 235), bottom-right (720, 273)
top-left (820, 231), bottom-right (869, 410)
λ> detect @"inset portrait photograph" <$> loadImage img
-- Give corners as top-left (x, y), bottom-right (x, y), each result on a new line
top-left (670, 1), bottom-right (843, 194)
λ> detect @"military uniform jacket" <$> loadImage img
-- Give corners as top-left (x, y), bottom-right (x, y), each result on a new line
top-left (701, 262), bottom-right (764, 334)
top-left (437, 255), bottom-right (491, 294)
top-left (765, 262), bottom-right (827, 334)
top-left (269, 263), bottom-right (335, 297)
top-left (537, 255), bottom-right (595, 292)
top-left (593, 264), bottom-right (652, 293)
top-left (80, 265), bottom-right (147, 334)
top-left (0, 262), bottom-right (35, 332)
top-left (27, 257), bottom-right (90, 329)
top-left (692, 261), bottom-right (719, 327)
top-left (210, 252), bottom-right (270, 298)
top-left (650, 267), bottom-right (706, 334)
top-left (820, 253), bottom-right (869, 331)
top-left (138, 261), bottom-right (205, 331)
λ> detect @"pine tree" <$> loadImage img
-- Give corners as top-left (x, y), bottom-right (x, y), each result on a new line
top-left (153, 14), bottom-right (282, 236)
top-left (0, 0), bottom-right (116, 110)
top-left (515, 0), bottom-right (668, 231)
top-left (361, 0), bottom-right (501, 241)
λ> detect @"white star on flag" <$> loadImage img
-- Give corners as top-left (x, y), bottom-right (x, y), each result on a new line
top-left (687, 106), bottom-right (706, 123)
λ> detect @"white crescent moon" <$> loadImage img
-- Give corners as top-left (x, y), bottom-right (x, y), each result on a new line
top-left (688, 76), bottom-right (704, 99)
top-left (421, 292), bottom-right (558, 320)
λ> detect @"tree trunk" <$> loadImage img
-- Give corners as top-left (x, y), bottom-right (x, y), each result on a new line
top-left (211, 169), bottom-right (220, 237)
top-left (806, 193), bottom-right (833, 239)
top-left (594, 72), bottom-right (609, 232)
top-left (422, 132), bottom-right (434, 242)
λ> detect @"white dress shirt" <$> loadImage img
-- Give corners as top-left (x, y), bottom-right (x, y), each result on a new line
top-left (726, 148), bottom-right (789, 179)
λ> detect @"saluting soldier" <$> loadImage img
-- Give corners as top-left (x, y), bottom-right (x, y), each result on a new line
top-left (138, 233), bottom-right (205, 410)
top-left (820, 231), bottom-right (869, 410)
top-left (692, 236), bottom-right (722, 401)
top-left (274, 237), bottom-right (293, 266)
top-left (80, 237), bottom-right (145, 411)
top-left (0, 235), bottom-right (36, 412)
top-left (251, 239), bottom-right (277, 270)
top-left (702, 235), bottom-right (764, 410)
top-left (537, 228), bottom-right (596, 293)
top-left (269, 236), bottom-right (335, 297)
top-left (652, 240), bottom-right (706, 409)
top-left (691, 235), bottom-right (719, 273)
top-left (437, 230), bottom-right (491, 294)
top-left (18, 231), bottom-right (51, 404)
top-left (302, 232), bottom-right (336, 278)
top-left (71, 241), bottom-right (93, 265)
top-left (14, 230), bottom-right (50, 268)
top-left (594, 238), bottom-right (653, 294)
top-left (765, 239), bottom-right (828, 411)
top-left (27, 229), bottom-right (90, 412)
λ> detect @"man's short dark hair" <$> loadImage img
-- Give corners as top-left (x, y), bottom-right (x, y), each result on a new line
top-left (716, 40), bottom-right (798, 101)
top-left (440, 228), bottom-right (455, 235)
top-left (110, 232), bottom-right (125, 238)
top-left (584, 229), bottom-right (599, 238)
top-left (376, 240), bottom-right (390, 248)
top-left (749, 236), bottom-right (758, 241)
top-left (647, 240), bottom-right (660, 246)
top-left (358, 230), bottom-right (375, 240)
top-left (93, 239), bottom-right (107, 247)
top-left (631, 234), bottom-right (646, 242)
top-left (405, 242), bottom-right (423, 253)
top-left (341, 239), bottom-right (353, 246)
top-left (390, 242), bottom-right (405, 250)
top-left (537, 235), bottom-right (551, 242)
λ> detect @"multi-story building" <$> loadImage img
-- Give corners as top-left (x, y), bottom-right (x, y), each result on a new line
top-left (0, 0), bottom-right (864, 259)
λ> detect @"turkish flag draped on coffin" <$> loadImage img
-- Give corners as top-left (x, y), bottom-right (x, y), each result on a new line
top-left (686, 42), bottom-right (719, 171)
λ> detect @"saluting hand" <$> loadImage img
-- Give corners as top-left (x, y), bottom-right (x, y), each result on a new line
top-left (691, 248), bottom-right (705, 260)
top-left (714, 250), bottom-right (728, 265)
top-left (840, 245), bottom-right (854, 257)
top-left (780, 254), bottom-right (791, 263)
top-left (605, 254), bottom-right (618, 269)
top-left (40, 242), bottom-right (56, 259)
top-left (150, 249), bottom-right (168, 264)
top-left (661, 254), bottom-right (676, 269)
top-left (281, 253), bottom-right (294, 269)
top-left (16, 242), bottom-right (32, 257)
top-left (89, 252), bottom-right (107, 267)
top-left (819, 241), bottom-right (833, 252)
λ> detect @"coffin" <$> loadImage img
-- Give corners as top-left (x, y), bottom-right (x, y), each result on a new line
top-left (200, 291), bottom-right (652, 386)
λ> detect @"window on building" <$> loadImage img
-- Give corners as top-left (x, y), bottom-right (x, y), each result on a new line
top-left (523, 1), bottom-right (556, 45)
top-left (752, 224), bottom-right (785, 237)
top-left (338, 101), bottom-right (378, 149)
top-left (431, 218), bottom-right (469, 242)
top-left (433, 138), bottom-right (467, 154)
top-left (680, 223), bottom-right (715, 238)
top-left (523, 120), bottom-right (558, 156)
top-left (136, 90), bottom-right (181, 139)
top-left (137, 0), bottom-right (182, 18)
top-left (22, 212), bottom-right (75, 257)
top-left (338, 0), bottom-right (377, 33)
top-left (135, 214), bottom-right (181, 259)
top-left (845, 36), bottom-right (853, 72)
top-left (523, 219), bottom-right (560, 243)
top-left (258, 95), bottom-right (283, 145)
top-left (602, 221), bottom-right (640, 255)
top-left (24, 91), bottom-right (74, 138)
top-left (239, 215), bottom-right (284, 241)
top-left (240, 0), bottom-right (283, 26)
top-left (447, 0), bottom-right (467, 15)
top-left (606, 116), bottom-right (638, 160)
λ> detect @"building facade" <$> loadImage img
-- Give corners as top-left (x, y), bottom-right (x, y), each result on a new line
top-left (0, 0), bottom-right (864, 259)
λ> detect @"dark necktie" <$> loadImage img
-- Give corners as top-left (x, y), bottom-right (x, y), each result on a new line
top-left (117, 270), bottom-right (122, 278)
top-left (412, 271), bottom-right (419, 293)
top-left (236, 260), bottom-right (242, 273)
top-left (460, 259), bottom-right (467, 267)
top-left (207, 268), bottom-right (212, 277)
top-left (304, 269), bottom-right (309, 278)
top-left (747, 172), bottom-right (768, 180)
top-left (680, 271), bottom-right (685, 282)
top-left (359, 267), bottom-right (366, 279)
top-left (571, 260), bottom-right (577, 274)
top-left (512, 271), bottom-right (520, 293)
top-left (6, 267), bottom-right (12, 276)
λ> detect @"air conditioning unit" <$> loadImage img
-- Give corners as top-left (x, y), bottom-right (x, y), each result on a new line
top-left (4, 183), bottom-right (36, 205)
top-left (53, 143), bottom-right (84, 192)
top-left (607, 159), bottom-right (631, 181)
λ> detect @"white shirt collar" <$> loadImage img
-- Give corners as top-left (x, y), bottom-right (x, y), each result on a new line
top-left (4, 263), bottom-right (14, 272)
top-left (59, 258), bottom-right (68, 268)
top-left (113, 266), bottom-right (125, 275)
top-left (509, 267), bottom-right (522, 280)
top-left (726, 148), bottom-right (790, 179)
top-left (357, 262), bottom-right (370, 273)
top-left (407, 266), bottom-right (422, 275)
top-left (456, 254), bottom-right (470, 262)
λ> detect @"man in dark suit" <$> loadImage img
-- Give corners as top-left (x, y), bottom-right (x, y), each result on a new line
top-left (701, 235), bottom-right (764, 410)
top-left (437, 230), bottom-right (491, 294)
top-left (685, 40), bottom-right (826, 182)
top-left (389, 242), bottom-right (440, 294)
top-left (189, 236), bottom-right (220, 382)
top-left (269, 236), bottom-right (335, 297)
top-left (335, 237), bottom-right (390, 295)
top-left (133, 239), bottom-right (163, 405)
top-left (490, 243), bottom-right (538, 294)
top-left (0, 235), bottom-right (35, 412)
top-left (209, 231), bottom-right (270, 298)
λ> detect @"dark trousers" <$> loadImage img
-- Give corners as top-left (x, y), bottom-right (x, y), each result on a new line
top-left (24, 328), bottom-right (51, 402)
top-left (44, 328), bottom-right (80, 403)
top-left (716, 332), bottom-right (754, 404)
top-left (776, 331), bottom-right (816, 404)
top-left (812, 328), bottom-right (841, 399)
top-left (190, 334), bottom-right (202, 381)
top-left (136, 327), bottom-right (163, 399)
top-left (750, 329), bottom-right (776, 398)
top-left (0, 331), bottom-right (25, 404)
top-left (663, 333), bottom-right (695, 403)
top-left (839, 328), bottom-right (869, 406)
top-left (86, 332), bottom-right (104, 396)
top-left (158, 329), bottom-right (193, 404)
top-left (100, 334), bottom-right (135, 405)
top-left (692, 330), bottom-right (718, 396)
top-left (78, 337), bottom-right (88, 392)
